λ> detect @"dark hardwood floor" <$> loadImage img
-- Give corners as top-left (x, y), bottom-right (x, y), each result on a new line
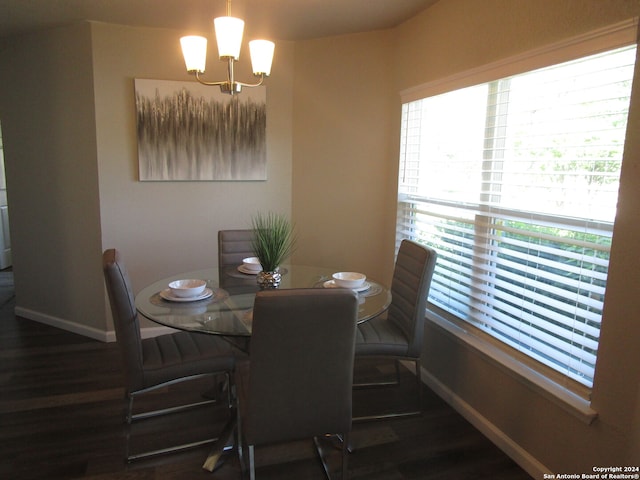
top-left (0, 276), bottom-right (532, 479)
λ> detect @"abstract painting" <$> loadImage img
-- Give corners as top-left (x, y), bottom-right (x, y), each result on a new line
top-left (135, 78), bottom-right (267, 181)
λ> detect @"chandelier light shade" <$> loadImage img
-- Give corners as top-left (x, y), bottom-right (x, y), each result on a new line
top-left (249, 40), bottom-right (275, 75)
top-left (214, 16), bottom-right (244, 59)
top-left (180, 36), bottom-right (208, 73)
top-left (180, 0), bottom-right (275, 95)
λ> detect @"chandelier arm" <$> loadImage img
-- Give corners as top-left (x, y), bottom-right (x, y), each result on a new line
top-left (192, 71), bottom-right (228, 87)
top-left (192, 72), bottom-right (266, 90)
top-left (235, 74), bottom-right (266, 88)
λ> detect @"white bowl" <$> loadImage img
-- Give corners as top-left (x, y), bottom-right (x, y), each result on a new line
top-left (242, 256), bottom-right (262, 272)
top-left (332, 272), bottom-right (366, 289)
top-left (168, 279), bottom-right (207, 298)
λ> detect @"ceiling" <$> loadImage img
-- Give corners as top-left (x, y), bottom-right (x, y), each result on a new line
top-left (0, 0), bottom-right (439, 41)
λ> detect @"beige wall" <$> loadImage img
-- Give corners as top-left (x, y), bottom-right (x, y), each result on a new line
top-left (0, 23), bottom-right (105, 332)
top-left (395, 0), bottom-right (640, 91)
top-left (292, 31), bottom-right (399, 283)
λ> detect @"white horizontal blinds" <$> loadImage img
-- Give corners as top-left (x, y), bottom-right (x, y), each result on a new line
top-left (485, 47), bottom-right (636, 220)
top-left (397, 198), bottom-right (611, 384)
top-left (397, 44), bottom-right (636, 387)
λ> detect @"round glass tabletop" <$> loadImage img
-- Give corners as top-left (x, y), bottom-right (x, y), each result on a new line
top-left (135, 264), bottom-right (391, 337)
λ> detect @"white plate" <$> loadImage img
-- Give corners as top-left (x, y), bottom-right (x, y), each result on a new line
top-left (238, 265), bottom-right (260, 275)
top-left (160, 287), bottom-right (214, 302)
top-left (323, 280), bottom-right (371, 293)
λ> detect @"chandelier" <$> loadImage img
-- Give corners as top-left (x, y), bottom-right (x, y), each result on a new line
top-left (180, 0), bottom-right (275, 95)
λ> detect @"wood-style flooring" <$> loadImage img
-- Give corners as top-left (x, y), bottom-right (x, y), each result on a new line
top-left (0, 277), bottom-right (532, 479)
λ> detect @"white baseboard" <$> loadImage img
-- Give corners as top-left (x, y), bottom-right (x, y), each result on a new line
top-left (15, 306), bottom-right (178, 343)
top-left (420, 366), bottom-right (549, 478)
top-left (15, 306), bottom-right (112, 342)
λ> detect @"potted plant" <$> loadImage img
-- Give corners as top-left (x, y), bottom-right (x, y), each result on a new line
top-left (251, 212), bottom-right (296, 288)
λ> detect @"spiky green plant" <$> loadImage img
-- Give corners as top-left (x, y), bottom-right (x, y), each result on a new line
top-left (250, 212), bottom-right (296, 272)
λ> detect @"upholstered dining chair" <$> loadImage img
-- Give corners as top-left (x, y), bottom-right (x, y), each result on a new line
top-left (354, 239), bottom-right (437, 421)
top-left (102, 248), bottom-right (238, 461)
top-left (217, 229), bottom-right (259, 300)
top-left (218, 229), bottom-right (254, 268)
top-left (236, 288), bottom-right (359, 480)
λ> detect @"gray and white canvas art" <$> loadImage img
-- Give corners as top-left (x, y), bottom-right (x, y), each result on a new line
top-left (135, 79), bottom-right (267, 181)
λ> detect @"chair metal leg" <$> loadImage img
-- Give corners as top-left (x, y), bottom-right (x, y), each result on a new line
top-left (128, 438), bottom-right (217, 461)
top-left (126, 394), bottom-right (134, 424)
top-left (353, 358), bottom-right (422, 422)
top-left (131, 398), bottom-right (217, 421)
top-left (248, 445), bottom-right (256, 480)
top-left (125, 372), bottom-right (231, 463)
top-left (415, 358), bottom-right (423, 414)
top-left (128, 372), bottom-right (227, 422)
top-left (352, 358), bottom-right (401, 388)
top-left (126, 387), bottom-right (218, 462)
top-left (236, 396), bottom-right (247, 476)
top-left (125, 396), bottom-right (133, 461)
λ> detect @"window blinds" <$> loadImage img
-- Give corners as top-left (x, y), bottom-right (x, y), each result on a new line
top-left (397, 44), bottom-right (636, 387)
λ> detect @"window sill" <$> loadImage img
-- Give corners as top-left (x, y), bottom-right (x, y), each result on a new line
top-left (425, 309), bottom-right (599, 425)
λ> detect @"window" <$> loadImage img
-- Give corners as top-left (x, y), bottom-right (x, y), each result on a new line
top-left (397, 43), bottom-right (636, 388)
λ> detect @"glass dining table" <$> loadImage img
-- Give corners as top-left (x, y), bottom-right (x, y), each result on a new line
top-left (135, 264), bottom-right (391, 338)
top-left (134, 263), bottom-right (391, 473)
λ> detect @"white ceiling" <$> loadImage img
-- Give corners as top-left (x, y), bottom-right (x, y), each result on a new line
top-left (0, 0), bottom-right (439, 41)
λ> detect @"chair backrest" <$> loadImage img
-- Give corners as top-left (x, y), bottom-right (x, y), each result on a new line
top-left (102, 248), bottom-right (144, 393)
top-left (218, 229), bottom-right (254, 268)
top-left (388, 239), bottom-right (437, 358)
top-left (245, 288), bottom-right (359, 446)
